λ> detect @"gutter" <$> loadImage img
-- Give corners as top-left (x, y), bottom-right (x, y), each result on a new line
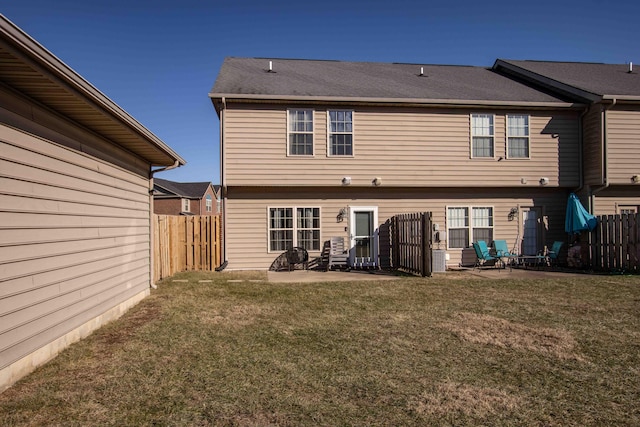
top-left (208, 92), bottom-right (581, 110)
top-left (574, 106), bottom-right (590, 194)
top-left (589, 98), bottom-right (617, 213)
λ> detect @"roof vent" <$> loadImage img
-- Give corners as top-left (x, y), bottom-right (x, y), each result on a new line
top-left (267, 60), bottom-right (275, 73)
top-left (418, 66), bottom-right (426, 77)
top-left (629, 62), bottom-right (633, 73)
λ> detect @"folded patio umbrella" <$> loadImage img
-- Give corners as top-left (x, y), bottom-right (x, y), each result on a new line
top-left (565, 193), bottom-right (597, 234)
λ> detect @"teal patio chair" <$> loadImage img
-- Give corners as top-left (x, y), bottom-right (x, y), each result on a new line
top-left (472, 241), bottom-right (498, 270)
top-left (493, 239), bottom-right (518, 269)
top-left (546, 241), bottom-right (564, 267)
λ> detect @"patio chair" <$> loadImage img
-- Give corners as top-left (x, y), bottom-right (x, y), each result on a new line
top-left (472, 241), bottom-right (498, 270)
top-left (493, 239), bottom-right (518, 269)
top-left (546, 241), bottom-right (564, 267)
top-left (326, 237), bottom-right (349, 271)
top-left (285, 247), bottom-right (309, 271)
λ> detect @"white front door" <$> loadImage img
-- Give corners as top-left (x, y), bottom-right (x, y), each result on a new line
top-left (349, 206), bottom-right (378, 268)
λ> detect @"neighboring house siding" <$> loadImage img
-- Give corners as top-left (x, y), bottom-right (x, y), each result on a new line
top-left (224, 104), bottom-right (580, 188)
top-left (199, 185), bottom-right (219, 215)
top-left (607, 107), bottom-right (640, 184)
top-left (154, 198), bottom-right (183, 215)
top-left (591, 187), bottom-right (640, 215)
top-left (0, 118), bottom-right (151, 384)
top-left (582, 106), bottom-right (603, 186)
top-left (225, 186), bottom-right (568, 270)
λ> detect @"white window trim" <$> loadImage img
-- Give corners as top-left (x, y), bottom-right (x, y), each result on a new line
top-left (287, 109), bottom-right (315, 157)
top-left (446, 205), bottom-right (495, 249)
top-left (327, 109), bottom-right (355, 157)
top-left (616, 204), bottom-right (639, 214)
top-left (205, 195), bottom-right (212, 212)
top-left (182, 198), bottom-right (190, 213)
top-left (470, 113), bottom-right (495, 159)
top-left (506, 114), bottom-right (531, 159)
top-left (267, 206), bottom-right (322, 253)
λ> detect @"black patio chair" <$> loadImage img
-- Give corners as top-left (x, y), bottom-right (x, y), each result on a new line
top-left (285, 247), bottom-right (309, 271)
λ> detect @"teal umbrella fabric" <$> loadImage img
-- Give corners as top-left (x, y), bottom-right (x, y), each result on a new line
top-left (565, 193), bottom-right (597, 234)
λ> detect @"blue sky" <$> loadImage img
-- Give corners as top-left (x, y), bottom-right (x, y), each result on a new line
top-left (3, 0), bottom-right (638, 183)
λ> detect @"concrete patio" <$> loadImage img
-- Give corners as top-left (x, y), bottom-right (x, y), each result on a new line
top-left (267, 266), bottom-right (590, 283)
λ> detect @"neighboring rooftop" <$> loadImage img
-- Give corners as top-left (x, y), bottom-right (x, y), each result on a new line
top-left (494, 59), bottom-right (640, 102)
top-left (154, 178), bottom-right (216, 199)
top-left (210, 57), bottom-right (574, 107)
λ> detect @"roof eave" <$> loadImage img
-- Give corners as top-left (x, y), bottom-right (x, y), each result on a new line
top-left (0, 14), bottom-right (185, 167)
top-left (493, 59), bottom-right (601, 104)
top-left (601, 95), bottom-right (640, 103)
top-left (208, 92), bottom-right (580, 109)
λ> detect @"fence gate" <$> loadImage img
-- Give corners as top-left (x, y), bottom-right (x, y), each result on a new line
top-left (391, 212), bottom-right (433, 277)
top-left (588, 213), bottom-right (640, 273)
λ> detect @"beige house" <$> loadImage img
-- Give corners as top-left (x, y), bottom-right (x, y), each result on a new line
top-left (0, 15), bottom-right (184, 391)
top-left (209, 57), bottom-right (602, 270)
top-left (493, 60), bottom-right (640, 216)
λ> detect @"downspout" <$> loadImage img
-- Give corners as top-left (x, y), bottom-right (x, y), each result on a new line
top-left (574, 106), bottom-right (590, 194)
top-left (215, 97), bottom-right (228, 271)
top-left (589, 98), bottom-right (616, 214)
top-left (149, 160), bottom-right (182, 288)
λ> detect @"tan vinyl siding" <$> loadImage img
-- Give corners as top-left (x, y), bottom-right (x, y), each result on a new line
top-left (582, 106), bottom-right (603, 186)
top-left (223, 104), bottom-right (580, 188)
top-left (0, 124), bottom-right (151, 372)
top-left (224, 186), bottom-right (568, 270)
top-left (590, 186), bottom-right (640, 215)
top-left (606, 107), bottom-right (640, 184)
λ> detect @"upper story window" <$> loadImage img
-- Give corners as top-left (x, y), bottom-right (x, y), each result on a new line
top-left (447, 206), bottom-right (494, 249)
top-left (328, 110), bottom-right (353, 156)
top-left (182, 198), bottom-right (190, 213)
top-left (507, 115), bottom-right (530, 158)
top-left (205, 195), bottom-right (212, 212)
top-left (471, 114), bottom-right (494, 158)
top-left (288, 109), bottom-right (314, 155)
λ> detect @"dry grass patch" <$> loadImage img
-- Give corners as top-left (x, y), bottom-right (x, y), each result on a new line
top-left (443, 312), bottom-right (585, 361)
top-left (198, 304), bottom-right (268, 327)
top-left (410, 381), bottom-right (521, 418)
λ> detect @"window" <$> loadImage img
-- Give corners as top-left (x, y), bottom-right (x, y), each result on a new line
top-left (618, 205), bottom-right (638, 214)
top-left (182, 198), bottom-right (190, 212)
top-left (269, 207), bottom-right (320, 251)
top-left (288, 109), bottom-right (314, 155)
top-left (205, 195), bottom-right (212, 212)
top-left (471, 114), bottom-right (494, 158)
top-left (447, 206), bottom-right (494, 249)
top-left (507, 115), bottom-right (530, 158)
top-left (328, 110), bottom-right (353, 156)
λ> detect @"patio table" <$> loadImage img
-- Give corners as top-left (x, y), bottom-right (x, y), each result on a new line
top-left (517, 255), bottom-right (549, 269)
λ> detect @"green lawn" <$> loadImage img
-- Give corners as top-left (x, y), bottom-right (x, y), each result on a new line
top-left (1, 271), bottom-right (639, 426)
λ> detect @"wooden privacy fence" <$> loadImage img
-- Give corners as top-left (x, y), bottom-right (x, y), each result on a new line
top-left (391, 212), bottom-right (433, 277)
top-left (153, 215), bottom-right (222, 281)
top-left (588, 213), bottom-right (640, 273)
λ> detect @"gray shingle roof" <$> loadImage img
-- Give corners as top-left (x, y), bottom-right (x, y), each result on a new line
top-left (495, 60), bottom-right (640, 101)
top-left (210, 57), bottom-right (572, 105)
top-left (154, 178), bottom-right (212, 199)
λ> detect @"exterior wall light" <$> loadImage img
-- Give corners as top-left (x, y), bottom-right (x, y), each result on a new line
top-left (372, 177), bottom-right (382, 186)
top-left (342, 176), bottom-right (351, 185)
top-left (632, 175), bottom-right (640, 183)
top-left (539, 177), bottom-right (549, 186)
